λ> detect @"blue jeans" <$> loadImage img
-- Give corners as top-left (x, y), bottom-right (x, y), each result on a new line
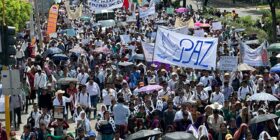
top-left (90, 95), bottom-right (98, 117)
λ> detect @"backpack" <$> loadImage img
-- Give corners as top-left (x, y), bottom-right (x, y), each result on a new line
top-left (231, 78), bottom-right (240, 91)
top-left (27, 111), bottom-right (35, 128)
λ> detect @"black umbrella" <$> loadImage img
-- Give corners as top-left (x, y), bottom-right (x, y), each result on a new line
top-left (162, 132), bottom-right (196, 140)
top-left (125, 130), bottom-right (162, 140)
top-left (249, 114), bottom-right (279, 124)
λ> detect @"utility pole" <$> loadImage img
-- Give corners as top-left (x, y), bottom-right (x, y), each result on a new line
top-left (1, 0), bottom-right (11, 139)
top-left (34, 0), bottom-right (43, 53)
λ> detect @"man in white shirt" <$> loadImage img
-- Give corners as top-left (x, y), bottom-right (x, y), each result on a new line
top-left (238, 81), bottom-right (253, 101)
top-left (38, 107), bottom-right (51, 128)
top-left (86, 77), bottom-right (100, 119)
top-left (199, 70), bottom-right (213, 88)
top-left (207, 109), bottom-right (224, 133)
top-left (173, 103), bottom-right (193, 123)
top-left (34, 66), bottom-right (47, 97)
top-left (10, 94), bottom-right (23, 128)
top-left (193, 82), bottom-right (209, 112)
top-left (173, 90), bottom-right (188, 108)
top-left (157, 81), bottom-right (172, 100)
top-left (168, 73), bottom-right (177, 91)
top-left (28, 103), bottom-right (41, 129)
top-left (102, 83), bottom-right (117, 109)
top-left (77, 68), bottom-right (89, 85)
top-left (76, 85), bottom-right (91, 117)
top-left (53, 90), bottom-right (72, 119)
top-left (210, 85), bottom-right (225, 106)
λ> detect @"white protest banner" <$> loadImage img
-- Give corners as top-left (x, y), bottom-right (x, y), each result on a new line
top-left (219, 56), bottom-right (238, 71)
top-left (194, 29), bottom-right (205, 37)
top-left (142, 42), bottom-right (154, 62)
top-left (173, 26), bottom-right (190, 35)
top-left (89, 0), bottom-right (123, 11)
top-left (139, 4), bottom-right (155, 18)
top-left (154, 27), bottom-right (218, 70)
top-left (212, 21), bottom-right (222, 30)
top-left (161, 26), bottom-right (190, 35)
top-left (120, 35), bottom-right (131, 44)
top-left (241, 41), bottom-right (269, 66)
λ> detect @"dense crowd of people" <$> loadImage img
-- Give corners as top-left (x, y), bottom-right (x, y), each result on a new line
top-left (1, 0), bottom-right (280, 140)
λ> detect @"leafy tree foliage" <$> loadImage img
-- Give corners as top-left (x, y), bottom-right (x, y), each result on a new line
top-left (0, 0), bottom-right (32, 31)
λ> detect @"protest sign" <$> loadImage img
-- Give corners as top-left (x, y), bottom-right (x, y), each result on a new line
top-left (154, 27), bottom-right (218, 70)
top-left (212, 21), bottom-right (222, 30)
top-left (194, 29), bottom-right (205, 37)
top-left (142, 42), bottom-right (154, 62)
top-left (120, 35), bottom-right (131, 44)
top-left (139, 4), bottom-right (156, 18)
top-left (219, 56), bottom-right (238, 71)
top-left (166, 7), bottom-right (174, 14)
top-left (89, 0), bottom-right (123, 11)
top-left (241, 41), bottom-right (269, 66)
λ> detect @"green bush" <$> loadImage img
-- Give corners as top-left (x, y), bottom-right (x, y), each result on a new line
top-left (236, 16), bottom-right (255, 27)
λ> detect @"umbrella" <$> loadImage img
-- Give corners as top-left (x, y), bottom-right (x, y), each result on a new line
top-left (162, 132), bottom-right (196, 140)
top-left (270, 64), bottom-right (280, 73)
top-left (80, 16), bottom-right (91, 21)
top-left (200, 23), bottom-right (211, 28)
top-left (194, 22), bottom-right (202, 27)
top-left (43, 47), bottom-right (63, 57)
top-left (52, 54), bottom-right (69, 61)
top-left (93, 47), bottom-right (111, 54)
top-left (126, 130), bottom-right (162, 140)
top-left (237, 63), bottom-right (256, 71)
top-left (267, 43), bottom-right (280, 52)
top-left (138, 85), bottom-right (163, 92)
top-left (175, 8), bottom-right (188, 13)
top-left (118, 61), bottom-right (134, 67)
top-left (69, 46), bottom-right (87, 54)
top-left (249, 114), bottom-right (278, 124)
top-left (247, 92), bottom-right (279, 101)
top-left (57, 77), bottom-right (78, 85)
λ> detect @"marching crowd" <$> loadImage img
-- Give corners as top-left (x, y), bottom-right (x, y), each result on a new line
top-left (1, 0), bottom-right (280, 140)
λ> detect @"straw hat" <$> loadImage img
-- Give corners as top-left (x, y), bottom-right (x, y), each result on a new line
top-left (210, 102), bottom-right (223, 110)
top-left (55, 90), bottom-right (65, 96)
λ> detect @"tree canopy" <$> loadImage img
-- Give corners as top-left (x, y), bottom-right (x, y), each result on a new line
top-left (0, 0), bottom-right (32, 31)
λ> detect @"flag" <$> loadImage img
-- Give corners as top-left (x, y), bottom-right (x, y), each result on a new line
top-left (186, 18), bottom-right (195, 28)
top-left (123, 0), bottom-right (129, 9)
top-left (47, 5), bottom-right (59, 35)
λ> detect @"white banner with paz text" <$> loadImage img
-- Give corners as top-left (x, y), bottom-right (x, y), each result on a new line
top-left (142, 42), bottom-right (154, 62)
top-left (219, 56), bottom-right (238, 71)
top-left (154, 27), bottom-right (218, 70)
top-left (89, 0), bottom-right (123, 10)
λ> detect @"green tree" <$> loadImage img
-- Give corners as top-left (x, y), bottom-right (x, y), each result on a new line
top-left (0, 0), bottom-right (32, 31)
top-left (267, 0), bottom-right (280, 42)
